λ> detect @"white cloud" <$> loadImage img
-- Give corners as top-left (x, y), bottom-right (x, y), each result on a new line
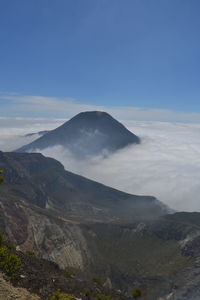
top-left (34, 121), bottom-right (200, 212)
top-left (0, 117), bottom-right (64, 151)
top-left (1, 93), bottom-right (200, 122)
top-left (1, 94), bottom-right (101, 117)
top-left (0, 116), bottom-right (200, 212)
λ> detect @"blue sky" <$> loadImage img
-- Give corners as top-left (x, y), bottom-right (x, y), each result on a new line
top-left (1, 0), bottom-right (200, 119)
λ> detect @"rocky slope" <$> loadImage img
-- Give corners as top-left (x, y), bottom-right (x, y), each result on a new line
top-left (2, 151), bottom-right (200, 299)
top-left (0, 273), bottom-right (41, 300)
top-left (0, 151), bottom-right (169, 273)
top-left (157, 213), bottom-right (200, 300)
top-left (0, 151), bottom-right (168, 223)
top-left (16, 111), bottom-right (140, 158)
top-left (2, 200), bottom-right (200, 299)
top-left (0, 238), bottom-right (130, 300)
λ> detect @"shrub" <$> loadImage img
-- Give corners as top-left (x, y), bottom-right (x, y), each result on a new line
top-left (132, 288), bottom-right (142, 299)
top-left (64, 269), bottom-right (76, 278)
top-left (25, 250), bottom-right (36, 256)
top-left (83, 289), bottom-right (92, 298)
top-left (0, 246), bottom-right (21, 277)
top-left (47, 290), bottom-right (75, 300)
top-left (0, 233), bottom-right (3, 246)
top-left (92, 276), bottom-right (102, 285)
top-left (0, 169), bottom-right (4, 184)
top-left (0, 175), bottom-right (3, 184)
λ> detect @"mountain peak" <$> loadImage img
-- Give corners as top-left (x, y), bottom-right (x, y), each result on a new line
top-left (64, 111), bottom-right (115, 125)
top-left (73, 111), bottom-right (110, 117)
top-left (66, 111), bottom-right (124, 125)
top-left (17, 111), bottom-right (140, 158)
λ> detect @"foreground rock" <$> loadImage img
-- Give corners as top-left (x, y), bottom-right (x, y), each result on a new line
top-left (0, 273), bottom-right (41, 300)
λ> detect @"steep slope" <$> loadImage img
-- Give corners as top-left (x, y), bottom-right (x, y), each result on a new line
top-left (3, 151), bottom-right (200, 299)
top-left (2, 211), bottom-right (200, 300)
top-left (0, 236), bottom-right (129, 300)
top-left (1, 194), bottom-right (198, 300)
top-left (16, 111), bottom-right (140, 158)
top-left (0, 273), bottom-right (41, 300)
top-left (0, 151), bottom-right (168, 222)
top-left (157, 213), bottom-right (200, 300)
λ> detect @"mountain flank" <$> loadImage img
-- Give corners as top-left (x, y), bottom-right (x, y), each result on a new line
top-left (3, 151), bottom-right (200, 298)
top-left (0, 234), bottom-right (130, 300)
top-left (16, 111), bottom-right (140, 158)
top-left (0, 151), bottom-right (168, 224)
top-left (0, 273), bottom-right (41, 300)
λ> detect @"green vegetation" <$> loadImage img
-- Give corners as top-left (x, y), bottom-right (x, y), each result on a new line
top-left (83, 289), bottom-right (92, 298)
top-left (25, 250), bottom-right (36, 256)
top-left (0, 244), bottom-right (21, 277)
top-left (0, 233), bottom-right (21, 277)
top-left (0, 233), bottom-right (3, 246)
top-left (86, 224), bottom-right (193, 281)
top-left (0, 232), bottom-right (15, 251)
top-left (0, 169), bottom-right (4, 184)
top-left (92, 276), bottom-right (102, 285)
top-left (64, 268), bottom-right (77, 278)
top-left (47, 290), bottom-right (75, 300)
top-left (132, 288), bottom-right (142, 299)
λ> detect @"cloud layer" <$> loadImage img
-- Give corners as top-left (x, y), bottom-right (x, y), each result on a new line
top-left (0, 117), bottom-right (200, 212)
top-left (0, 117), bottom-right (64, 151)
top-left (37, 121), bottom-right (200, 212)
top-left (2, 93), bottom-right (200, 122)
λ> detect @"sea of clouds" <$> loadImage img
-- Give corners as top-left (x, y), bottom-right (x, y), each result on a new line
top-left (1, 117), bottom-right (200, 212)
top-left (0, 117), bottom-right (64, 151)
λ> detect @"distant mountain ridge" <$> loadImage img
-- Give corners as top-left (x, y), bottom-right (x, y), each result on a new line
top-left (16, 111), bottom-right (140, 158)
